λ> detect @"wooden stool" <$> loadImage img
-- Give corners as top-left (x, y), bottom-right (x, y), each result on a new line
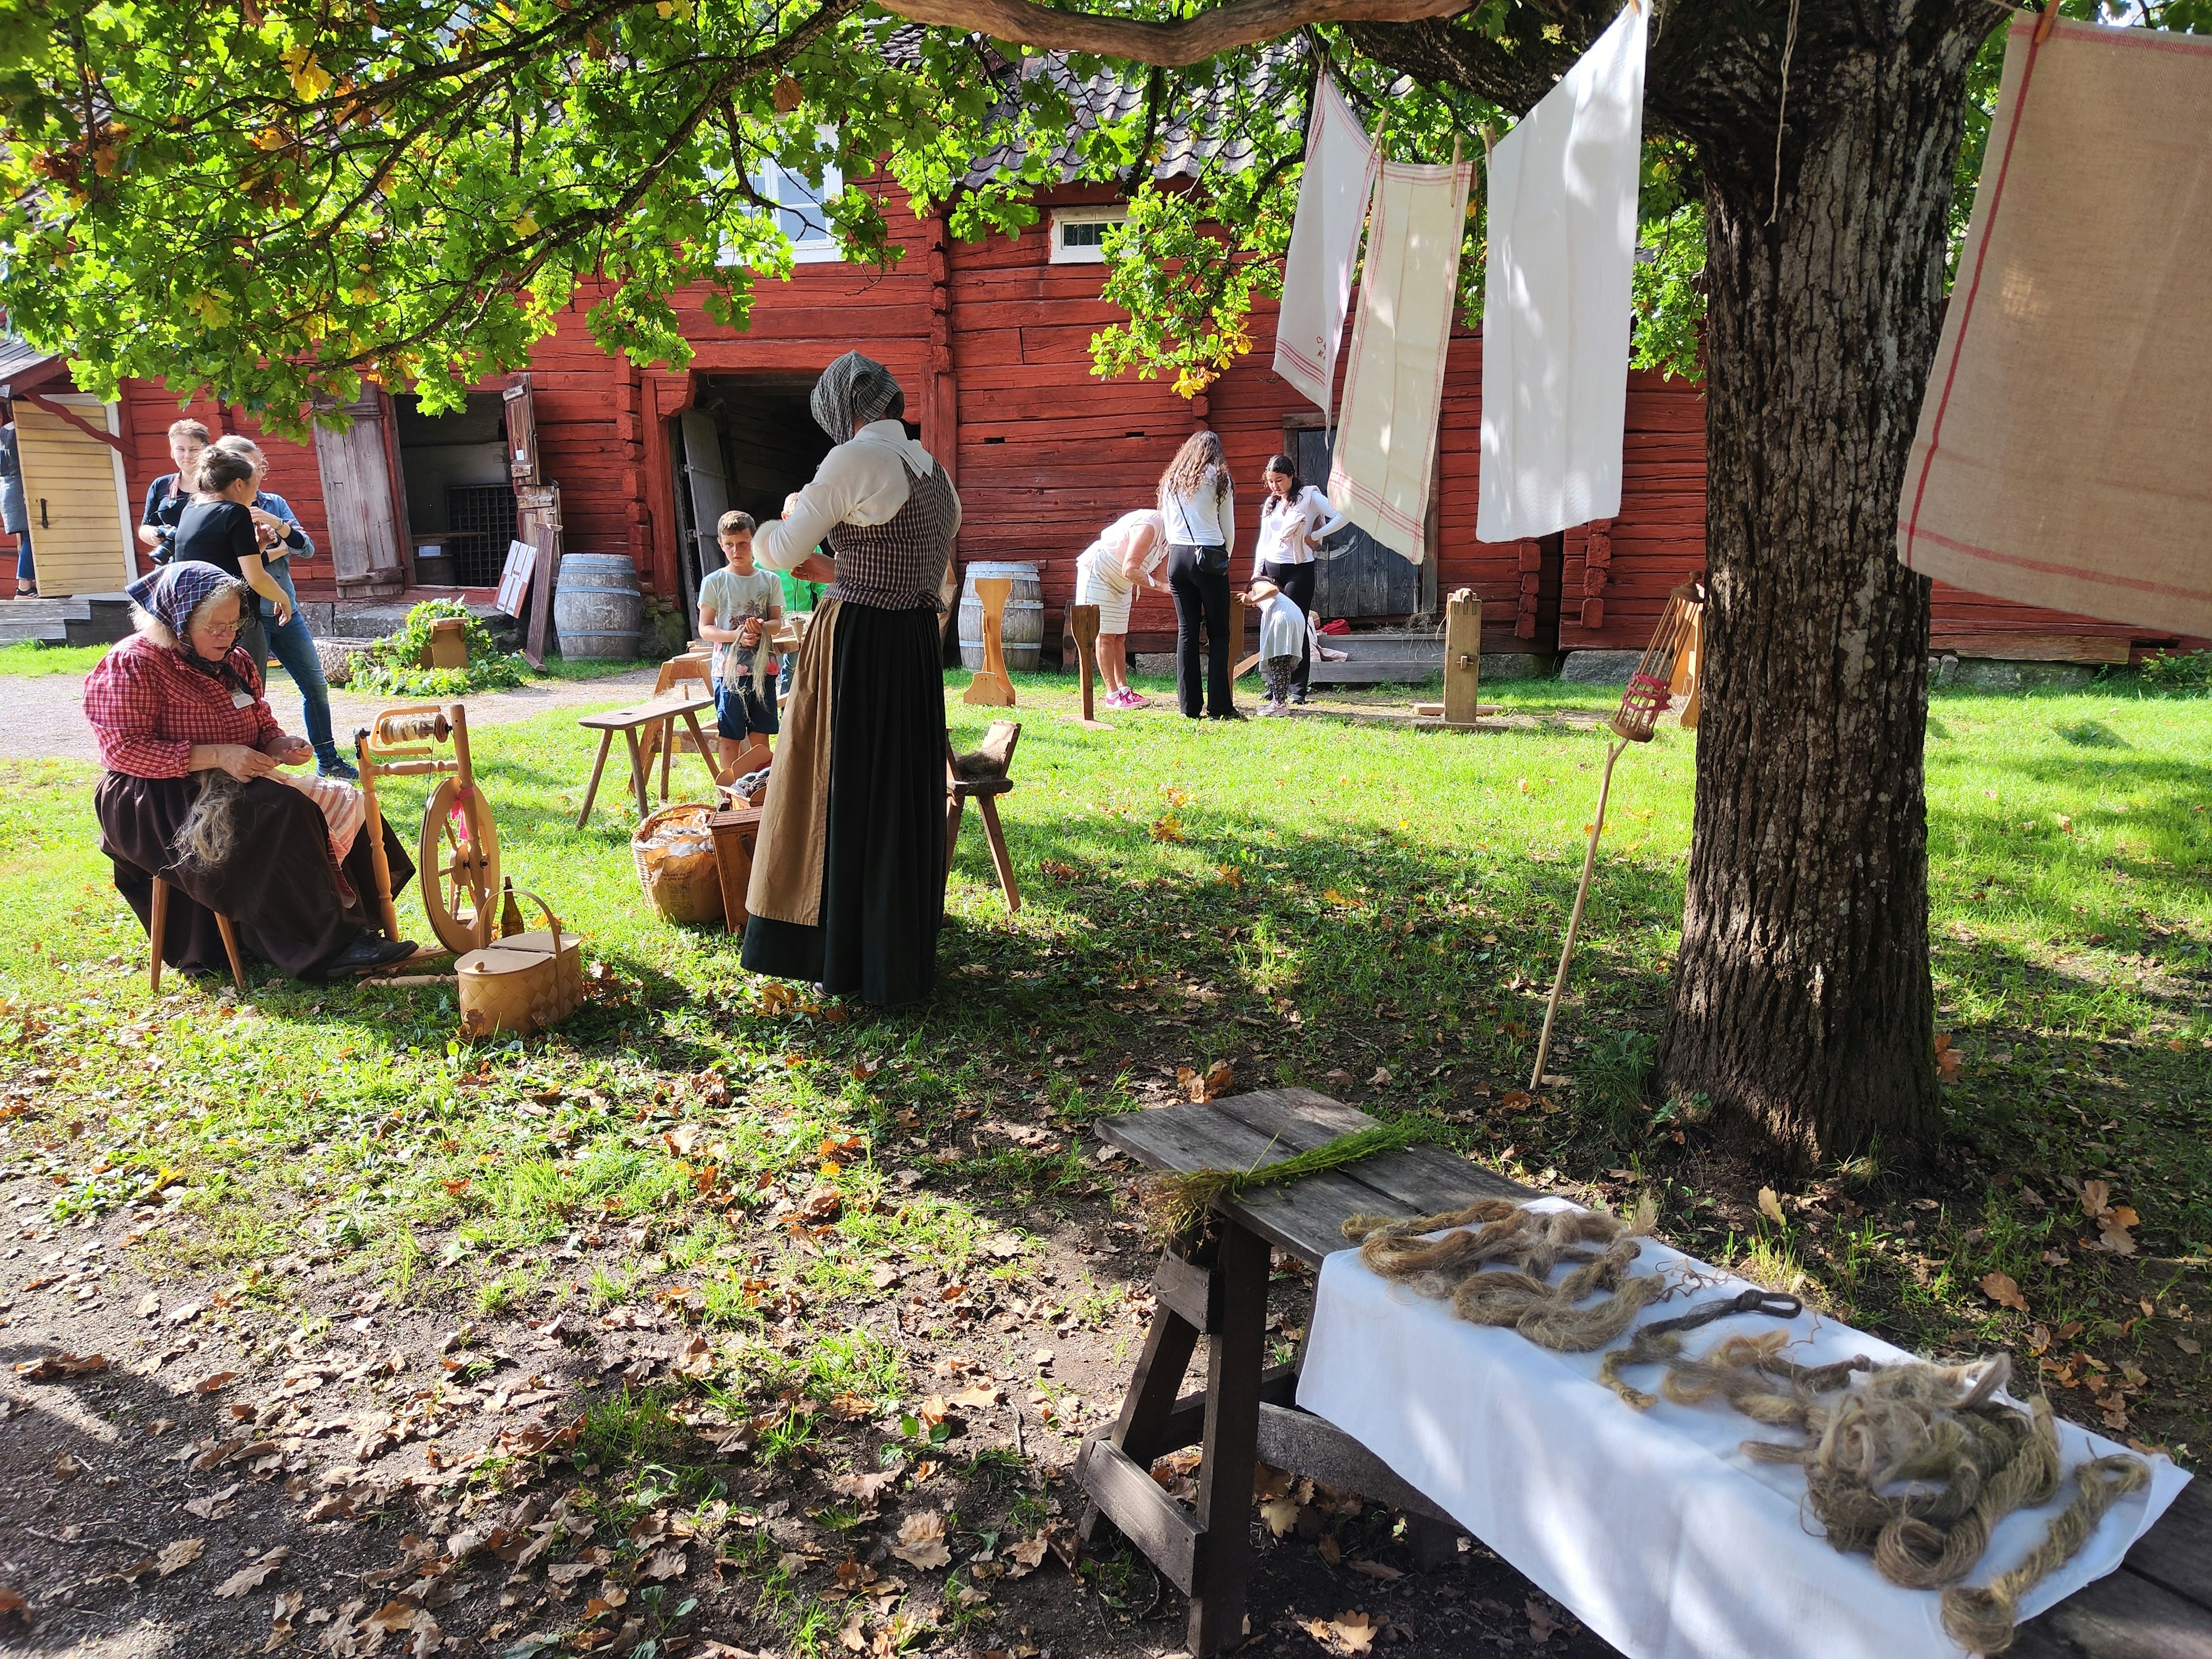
top-left (945, 722), bottom-right (1020, 914)
top-left (1079, 1089), bottom-right (1527, 1656)
top-left (574, 687), bottom-right (720, 828)
top-left (147, 876), bottom-right (248, 994)
top-left (639, 652), bottom-right (715, 786)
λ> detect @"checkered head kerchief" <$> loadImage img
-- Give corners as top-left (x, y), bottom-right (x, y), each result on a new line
top-left (809, 352), bottom-right (905, 441)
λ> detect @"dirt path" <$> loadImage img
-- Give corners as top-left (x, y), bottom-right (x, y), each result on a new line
top-left (0, 669), bottom-right (664, 768)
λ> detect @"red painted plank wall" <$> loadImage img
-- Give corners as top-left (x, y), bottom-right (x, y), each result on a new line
top-left (111, 173), bottom-right (2188, 662)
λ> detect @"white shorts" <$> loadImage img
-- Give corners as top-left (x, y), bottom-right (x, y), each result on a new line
top-left (1075, 554), bottom-right (1135, 633)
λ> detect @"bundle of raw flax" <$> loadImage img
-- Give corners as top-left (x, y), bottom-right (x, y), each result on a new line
top-left (1136, 1121), bottom-right (1434, 1239)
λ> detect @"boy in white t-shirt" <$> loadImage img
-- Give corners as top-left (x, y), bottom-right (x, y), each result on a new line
top-left (698, 510), bottom-right (784, 776)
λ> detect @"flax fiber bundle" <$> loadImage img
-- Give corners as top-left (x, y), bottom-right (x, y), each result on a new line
top-left (1658, 1332), bottom-right (2146, 1653)
top-left (1346, 1196), bottom-right (1663, 1351)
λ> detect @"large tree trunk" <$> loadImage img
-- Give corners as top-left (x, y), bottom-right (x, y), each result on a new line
top-left (1654, 16), bottom-right (1995, 1165)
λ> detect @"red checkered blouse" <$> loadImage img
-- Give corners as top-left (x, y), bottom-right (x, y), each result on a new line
top-left (82, 633), bottom-right (281, 779)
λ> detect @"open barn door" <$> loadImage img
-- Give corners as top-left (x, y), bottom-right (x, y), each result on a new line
top-left (503, 374), bottom-right (540, 487)
top-left (675, 409), bottom-right (732, 640)
top-left (1296, 426), bottom-right (1419, 620)
top-left (314, 393), bottom-right (407, 596)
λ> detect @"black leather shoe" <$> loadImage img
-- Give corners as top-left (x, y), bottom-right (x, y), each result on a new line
top-left (327, 933), bottom-right (419, 976)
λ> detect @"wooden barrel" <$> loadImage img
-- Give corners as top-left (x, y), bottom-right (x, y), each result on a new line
top-left (957, 561), bottom-right (1044, 673)
top-left (552, 553), bottom-right (644, 660)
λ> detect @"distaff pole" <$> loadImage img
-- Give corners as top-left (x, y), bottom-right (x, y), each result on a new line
top-left (1527, 581), bottom-right (1705, 1094)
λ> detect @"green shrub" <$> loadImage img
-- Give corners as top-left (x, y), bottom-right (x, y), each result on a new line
top-left (347, 600), bottom-right (527, 697)
top-left (2137, 650), bottom-right (2212, 695)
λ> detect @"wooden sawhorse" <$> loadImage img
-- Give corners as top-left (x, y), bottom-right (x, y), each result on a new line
top-left (574, 687), bottom-right (720, 828)
top-left (1078, 1089), bottom-right (1528, 1657)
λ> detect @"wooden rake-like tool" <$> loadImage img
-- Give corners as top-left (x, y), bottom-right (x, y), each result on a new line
top-left (1528, 581), bottom-right (1705, 1093)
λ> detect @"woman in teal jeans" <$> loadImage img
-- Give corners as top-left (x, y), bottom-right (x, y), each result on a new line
top-left (145, 429), bottom-right (354, 779)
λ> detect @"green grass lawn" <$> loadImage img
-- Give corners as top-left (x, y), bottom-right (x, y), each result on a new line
top-left (2, 667), bottom-right (2207, 1480)
top-left (0, 639), bottom-right (112, 676)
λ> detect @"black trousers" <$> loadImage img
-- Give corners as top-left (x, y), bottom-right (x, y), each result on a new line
top-left (1167, 543), bottom-right (1233, 718)
top-left (1262, 558), bottom-right (1317, 697)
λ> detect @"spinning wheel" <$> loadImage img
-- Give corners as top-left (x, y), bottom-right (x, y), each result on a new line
top-left (355, 702), bottom-right (502, 959)
top-left (419, 774), bottom-right (501, 953)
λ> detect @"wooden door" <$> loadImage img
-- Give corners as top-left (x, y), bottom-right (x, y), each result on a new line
top-left (1296, 427), bottom-right (1419, 621)
top-left (676, 410), bottom-right (732, 639)
top-left (313, 396), bottom-right (406, 596)
top-left (12, 395), bottom-right (133, 596)
top-left (503, 374), bottom-right (540, 487)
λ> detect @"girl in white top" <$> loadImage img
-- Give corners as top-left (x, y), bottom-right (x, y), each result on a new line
top-left (1157, 431), bottom-right (1241, 719)
top-left (1072, 507), bottom-right (1167, 709)
top-left (1249, 452), bottom-right (1346, 704)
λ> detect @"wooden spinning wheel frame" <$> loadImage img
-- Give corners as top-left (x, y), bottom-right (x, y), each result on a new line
top-left (355, 702), bottom-right (502, 957)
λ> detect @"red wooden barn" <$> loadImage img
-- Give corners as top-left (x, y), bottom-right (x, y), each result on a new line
top-left (97, 171), bottom-right (2184, 669)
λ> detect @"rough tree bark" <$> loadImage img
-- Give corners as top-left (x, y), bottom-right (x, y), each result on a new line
top-left (1355, 0), bottom-right (2002, 1165)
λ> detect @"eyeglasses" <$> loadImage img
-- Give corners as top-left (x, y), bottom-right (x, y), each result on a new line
top-left (195, 618), bottom-right (248, 638)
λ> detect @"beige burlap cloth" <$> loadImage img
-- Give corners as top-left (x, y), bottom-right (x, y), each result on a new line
top-left (1898, 16), bottom-right (2212, 637)
top-left (745, 596), bottom-right (840, 928)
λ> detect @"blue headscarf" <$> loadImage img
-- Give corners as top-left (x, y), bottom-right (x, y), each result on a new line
top-left (127, 561), bottom-right (252, 691)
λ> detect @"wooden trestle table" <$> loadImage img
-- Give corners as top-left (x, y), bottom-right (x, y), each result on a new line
top-left (1080, 1089), bottom-right (2212, 1659)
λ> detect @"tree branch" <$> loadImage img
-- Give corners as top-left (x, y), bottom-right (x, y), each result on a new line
top-left (875, 0), bottom-right (1473, 68)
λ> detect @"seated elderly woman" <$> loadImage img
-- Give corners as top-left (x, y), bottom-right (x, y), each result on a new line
top-left (82, 562), bottom-right (418, 980)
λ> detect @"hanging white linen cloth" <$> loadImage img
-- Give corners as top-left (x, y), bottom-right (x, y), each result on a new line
top-left (1897, 16), bottom-right (2212, 635)
top-left (1272, 72), bottom-right (1379, 415)
top-left (1475, 1), bottom-right (1647, 543)
top-left (1325, 154), bottom-right (1473, 564)
top-left (1298, 1198), bottom-right (2190, 1659)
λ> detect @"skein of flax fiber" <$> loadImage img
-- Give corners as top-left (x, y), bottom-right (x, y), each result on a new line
top-left (1350, 1199), bottom-right (1665, 1352)
top-left (1940, 1453), bottom-right (2152, 1654)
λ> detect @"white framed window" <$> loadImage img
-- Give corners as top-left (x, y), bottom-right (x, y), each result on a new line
top-left (752, 157), bottom-right (844, 264)
top-left (1049, 206), bottom-right (1129, 264)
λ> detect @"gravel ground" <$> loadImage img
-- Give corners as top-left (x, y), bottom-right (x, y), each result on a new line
top-left (0, 669), bottom-right (664, 767)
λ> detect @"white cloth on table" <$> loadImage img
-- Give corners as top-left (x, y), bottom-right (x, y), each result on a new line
top-left (1298, 1198), bottom-right (2190, 1659)
top-left (758, 421), bottom-right (959, 572)
top-left (1476, 0), bottom-right (1646, 544)
top-left (1896, 16), bottom-right (2212, 636)
top-left (280, 771), bottom-right (365, 863)
top-left (1272, 71), bottom-right (1378, 416)
top-left (1253, 486), bottom-right (1349, 577)
top-left (1327, 154), bottom-right (1473, 565)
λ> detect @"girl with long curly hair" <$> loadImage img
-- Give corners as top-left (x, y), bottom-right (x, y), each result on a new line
top-left (1157, 430), bottom-right (1240, 719)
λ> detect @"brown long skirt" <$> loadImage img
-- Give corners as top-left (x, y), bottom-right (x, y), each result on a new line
top-left (96, 772), bottom-right (415, 981)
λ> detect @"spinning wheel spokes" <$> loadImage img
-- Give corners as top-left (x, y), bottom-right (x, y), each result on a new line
top-left (419, 775), bottom-right (501, 953)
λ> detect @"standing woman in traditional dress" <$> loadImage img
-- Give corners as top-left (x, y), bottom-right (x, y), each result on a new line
top-left (1158, 431), bottom-right (1240, 720)
top-left (742, 353), bottom-right (960, 1006)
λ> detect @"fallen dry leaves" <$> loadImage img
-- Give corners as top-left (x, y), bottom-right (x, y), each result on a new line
top-left (13, 1351), bottom-right (106, 1381)
top-left (1301, 1609), bottom-right (1380, 1656)
top-left (1176, 1060), bottom-right (1235, 1102)
top-left (2080, 1180), bottom-right (2139, 1256)
top-left (155, 1538), bottom-right (205, 1577)
top-left (889, 1510), bottom-right (951, 1571)
top-left (213, 1547), bottom-right (290, 1599)
top-left (1979, 1271), bottom-right (2029, 1313)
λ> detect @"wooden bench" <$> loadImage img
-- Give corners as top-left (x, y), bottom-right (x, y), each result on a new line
top-left (1084, 1089), bottom-right (2212, 1659)
top-left (573, 685), bottom-right (720, 828)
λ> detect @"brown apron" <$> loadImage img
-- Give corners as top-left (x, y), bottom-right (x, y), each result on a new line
top-left (745, 596), bottom-right (840, 926)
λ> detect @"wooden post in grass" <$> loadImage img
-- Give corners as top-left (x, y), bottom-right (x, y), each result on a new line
top-left (963, 576), bottom-right (1017, 708)
top-left (1069, 604), bottom-right (1109, 728)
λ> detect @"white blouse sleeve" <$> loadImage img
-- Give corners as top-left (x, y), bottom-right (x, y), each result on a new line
top-left (1304, 486), bottom-right (1348, 544)
top-left (759, 452), bottom-right (865, 573)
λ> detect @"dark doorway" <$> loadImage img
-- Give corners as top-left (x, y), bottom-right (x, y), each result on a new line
top-left (672, 375), bottom-right (838, 637)
top-left (393, 392), bottom-right (515, 587)
top-left (1292, 426), bottom-right (1420, 622)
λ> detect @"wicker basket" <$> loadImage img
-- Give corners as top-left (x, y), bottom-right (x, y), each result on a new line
top-left (631, 802), bottom-right (725, 926)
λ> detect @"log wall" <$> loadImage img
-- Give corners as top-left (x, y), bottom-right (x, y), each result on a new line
top-left (111, 175), bottom-right (2191, 661)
